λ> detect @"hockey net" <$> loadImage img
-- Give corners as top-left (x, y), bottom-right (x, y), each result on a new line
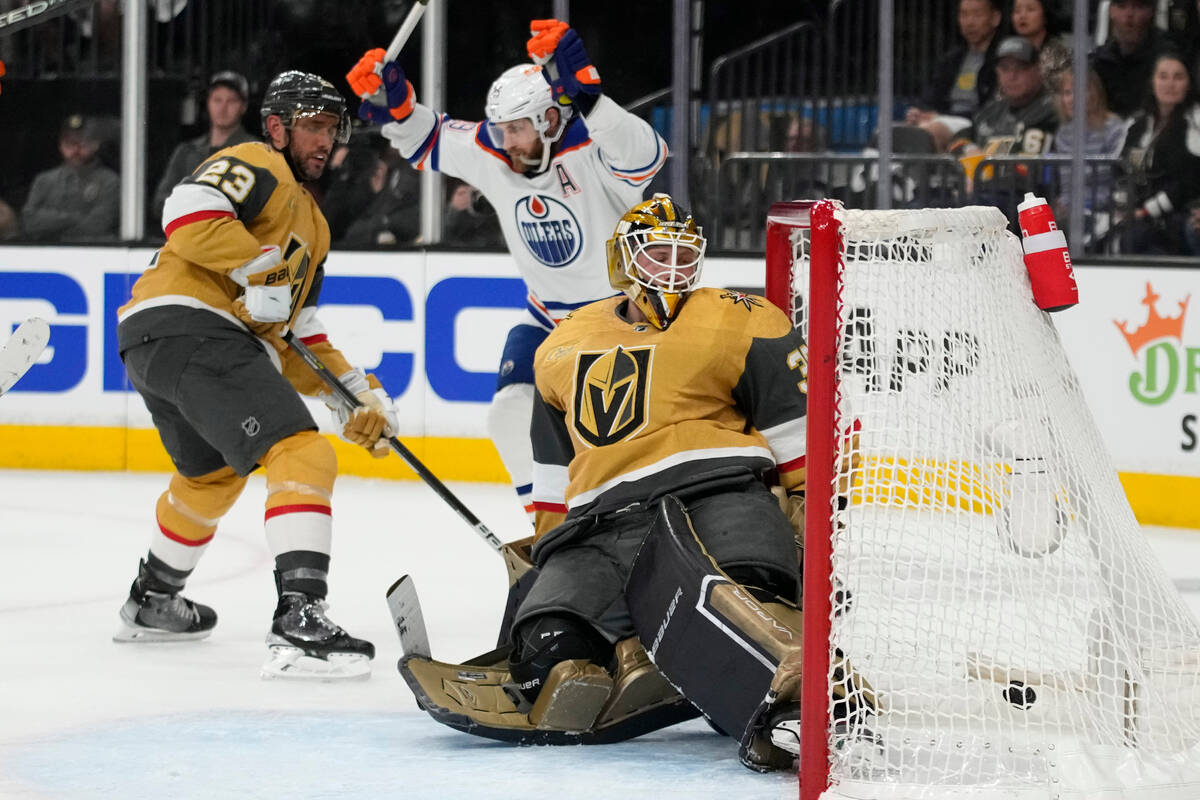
top-left (766, 200), bottom-right (1200, 800)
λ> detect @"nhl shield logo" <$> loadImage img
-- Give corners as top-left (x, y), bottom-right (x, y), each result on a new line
top-left (241, 416), bottom-right (261, 437)
top-left (573, 345), bottom-right (654, 447)
top-left (515, 194), bottom-right (582, 267)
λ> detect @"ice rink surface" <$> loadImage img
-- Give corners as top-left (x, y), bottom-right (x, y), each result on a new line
top-left (0, 470), bottom-right (798, 800)
top-left (1, 469), bottom-right (1198, 800)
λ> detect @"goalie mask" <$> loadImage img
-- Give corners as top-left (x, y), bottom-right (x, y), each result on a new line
top-left (484, 64), bottom-right (571, 175)
top-left (260, 70), bottom-right (352, 145)
top-left (606, 194), bottom-right (706, 330)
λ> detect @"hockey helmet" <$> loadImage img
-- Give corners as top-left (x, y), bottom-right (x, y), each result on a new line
top-left (484, 63), bottom-right (571, 174)
top-left (607, 194), bottom-right (706, 330)
top-left (260, 70), bottom-right (352, 144)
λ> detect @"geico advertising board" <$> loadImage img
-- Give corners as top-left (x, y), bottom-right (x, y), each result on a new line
top-left (0, 247), bottom-right (529, 439)
top-left (0, 249), bottom-right (1197, 493)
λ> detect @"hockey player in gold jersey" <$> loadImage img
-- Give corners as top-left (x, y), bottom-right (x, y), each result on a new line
top-left (112, 71), bottom-right (396, 680)
top-left (398, 195), bottom-right (874, 768)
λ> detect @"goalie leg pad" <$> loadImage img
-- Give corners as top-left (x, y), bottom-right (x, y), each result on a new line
top-left (626, 495), bottom-right (878, 770)
top-left (508, 613), bottom-right (614, 707)
top-left (398, 643), bottom-right (698, 745)
top-left (625, 494), bottom-right (801, 744)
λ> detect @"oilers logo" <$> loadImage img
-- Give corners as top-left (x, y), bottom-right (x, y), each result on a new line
top-left (515, 194), bottom-right (582, 267)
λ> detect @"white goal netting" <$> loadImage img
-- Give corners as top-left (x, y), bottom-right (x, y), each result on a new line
top-left (773, 203), bottom-right (1200, 800)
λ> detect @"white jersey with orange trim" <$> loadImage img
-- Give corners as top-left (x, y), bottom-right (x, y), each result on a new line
top-left (380, 93), bottom-right (667, 328)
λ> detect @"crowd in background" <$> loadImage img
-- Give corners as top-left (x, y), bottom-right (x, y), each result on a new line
top-left (0, 64), bottom-right (500, 250)
top-left (881, 0), bottom-right (1200, 255)
top-left (0, 0), bottom-right (1196, 257)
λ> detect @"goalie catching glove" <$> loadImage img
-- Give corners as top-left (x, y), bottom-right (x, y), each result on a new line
top-left (526, 19), bottom-right (601, 113)
top-left (230, 245), bottom-right (291, 323)
top-left (346, 48), bottom-right (415, 124)
top-left (328, 368), bottom-right (398, 458)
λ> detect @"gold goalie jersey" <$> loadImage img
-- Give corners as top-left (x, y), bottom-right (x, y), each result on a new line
top-left (530, 288), bottom-right (809, 536)
top-left (116, 141), bottom-right (352, 395)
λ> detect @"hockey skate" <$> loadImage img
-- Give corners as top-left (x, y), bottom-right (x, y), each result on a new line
top-left (113, 559), bottom-right (217, 643)
top-left (261, 592), bottom-right (374, 681)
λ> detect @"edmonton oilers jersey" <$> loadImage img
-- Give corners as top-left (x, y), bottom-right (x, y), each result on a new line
top-left (380, 94), bottom-right (667, 328)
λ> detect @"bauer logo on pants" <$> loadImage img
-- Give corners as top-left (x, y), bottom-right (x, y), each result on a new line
top-left (514, 194), bottom-right (582, 267)
top-left (572, 345), bottom-right (653, 447)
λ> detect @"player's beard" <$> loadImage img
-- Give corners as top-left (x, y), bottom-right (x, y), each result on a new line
top-left (290, 141), bottom-right (329, 183)
top-left (509, 141), bottom-right (544, 168)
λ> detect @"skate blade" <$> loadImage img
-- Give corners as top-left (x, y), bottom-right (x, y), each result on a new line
top-left (260, 645), bottom-right (372, 682)
top-left (112, 620), bottom-right (213, 644)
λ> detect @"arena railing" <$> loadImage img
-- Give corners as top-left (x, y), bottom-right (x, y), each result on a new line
top-left (708, 152), bottom-right (966, 251)
top-left (971, 154), bottom-right (1132, 255)
top-left (0, 0), bottom-right (272, 79)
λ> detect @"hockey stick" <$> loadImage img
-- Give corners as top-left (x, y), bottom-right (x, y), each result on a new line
top-left (385, 575), bottom-right (431, 658)
top-left (0, 317), bottom-right (49, 396)
top-left (283, 331), bottom-right (505, 554)
top-left (0, 0), bottom-right (94, 39)
top-left (355, 0), bottom-right (431, 102)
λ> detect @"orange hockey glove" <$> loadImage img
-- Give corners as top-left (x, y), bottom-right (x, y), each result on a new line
top-left (347, 48), bottom-right (414, 123)
top-left (526, 18), bottom-right (569, 63)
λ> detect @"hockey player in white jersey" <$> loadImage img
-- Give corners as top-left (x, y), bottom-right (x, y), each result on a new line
top-left (347, 19), bottom-right (667, 520)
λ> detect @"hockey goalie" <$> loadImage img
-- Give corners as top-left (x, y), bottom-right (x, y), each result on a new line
top-left (396, 195), bottom-right (874, 771)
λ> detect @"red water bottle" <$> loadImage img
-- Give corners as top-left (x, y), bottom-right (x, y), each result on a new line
top-left (1016, 193), bottom-right (1078, 312)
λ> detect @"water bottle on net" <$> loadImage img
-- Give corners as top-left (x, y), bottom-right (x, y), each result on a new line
top-left (1016, 193), bottom-right (1079, 312)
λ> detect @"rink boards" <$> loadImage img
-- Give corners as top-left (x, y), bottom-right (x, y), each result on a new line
top-left (0, 247), bottom-right (1196, 527)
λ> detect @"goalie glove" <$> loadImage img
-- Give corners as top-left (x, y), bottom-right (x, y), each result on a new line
top-left (347, 48), bottom-right (415, 124)
top-left (329, 369), bottom-right (398, 458)
top-left (526, 19), bottom-right (601, 113)
top-left (230, 245), bottom-right (291, 323)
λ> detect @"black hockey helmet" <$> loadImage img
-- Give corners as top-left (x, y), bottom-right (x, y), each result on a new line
top-left (260, 70), bottom-right (352, 144)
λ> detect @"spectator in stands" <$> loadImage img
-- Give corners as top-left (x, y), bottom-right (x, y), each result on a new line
top-left (785, 114), bottom-right (826, 153)
top-left (1093, 0), bottom-right (1168, 119)
top-left (903, 0), bottom-right (1004, 153)
top-left (1047, 67), bottom-right (1128, 245)
top-left (962, 36), bottom-right (1060, 156)
top-left (0, 197), bottom-right (18, 240)
top-left (21, 114), bottom-right (120, 242)
top-left (444, 179), bottom-right (503, 248)
top-left (1165, 0), bottom-right (1199, 74)
top-left (952, 36), bottom-right (1058, 205)
top-left (321, 138), bottom-right (419, 248)
top-left (1187, 205), bottom-right (1200, 255)
top-left (150, 70), bottom-right (255, 225)
top-left (1011, 0), bottom-right (1072, 83)
top-left (1121, 51), bottom-right (1200, 254)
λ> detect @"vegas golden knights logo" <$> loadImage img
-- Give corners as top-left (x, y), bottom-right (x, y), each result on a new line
top-left (283, 233), bottom-right (311, 310)
top-left (573, 345), bottom-right (654, 447)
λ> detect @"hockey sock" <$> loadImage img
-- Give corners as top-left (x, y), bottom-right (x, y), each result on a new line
top-left (147, 466), bottom-right (247, 577)
top-left (261, 431), bottom-right (337, 598)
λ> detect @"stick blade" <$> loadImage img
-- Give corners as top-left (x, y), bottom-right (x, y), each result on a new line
top-left (0, 317), bottom-right (50, 395)
top-left (386, 575), bottom-right (431, 659)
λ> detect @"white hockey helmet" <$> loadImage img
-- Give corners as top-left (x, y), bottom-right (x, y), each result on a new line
top-left (484, 63), bottom-right (571, 174)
